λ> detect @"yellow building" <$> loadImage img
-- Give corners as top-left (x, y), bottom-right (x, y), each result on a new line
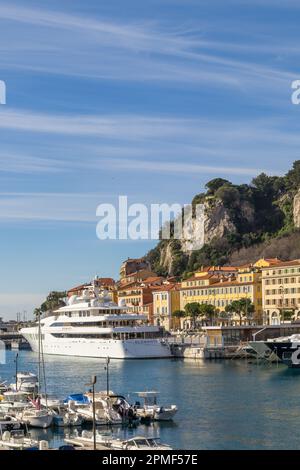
top-left (262, 260), bottom-right (300, 324)
top-left (152, 284), bottom-right (181, 331)
top-left (180, 265), bottom-right (263, 325)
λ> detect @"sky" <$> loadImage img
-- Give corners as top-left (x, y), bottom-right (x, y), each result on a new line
top-left (0, 0), bottom-right (300, 319)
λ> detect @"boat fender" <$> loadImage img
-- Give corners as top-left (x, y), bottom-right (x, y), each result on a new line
top-left (39, 440), bottom-right (49, 450)
top-left (2, 431), bottom-right (11, 441)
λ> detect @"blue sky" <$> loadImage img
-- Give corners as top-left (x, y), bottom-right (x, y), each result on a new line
top-left (0, 0), bottom-right (300, 319)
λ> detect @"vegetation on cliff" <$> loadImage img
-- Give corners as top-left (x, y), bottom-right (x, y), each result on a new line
top-left (146, 161), bottom-right (300, 277)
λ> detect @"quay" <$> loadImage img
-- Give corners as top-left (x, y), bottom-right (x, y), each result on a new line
top-left (166, 323), bottom-right (300, 360)
top-left (0, 332), bottom-right (30, 350)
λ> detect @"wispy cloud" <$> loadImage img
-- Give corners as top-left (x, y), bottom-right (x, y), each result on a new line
top-left (0, 3), bottom-right (297, 93)
top-left (96, 158), bottom-right (263, 176)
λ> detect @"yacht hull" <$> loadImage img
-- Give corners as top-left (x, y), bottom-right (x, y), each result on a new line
top-left (21, 329), bottom-right (172, 359)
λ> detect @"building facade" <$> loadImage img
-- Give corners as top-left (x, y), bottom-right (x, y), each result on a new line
top-left (152, 284), bottom-right (181, 330)
top-left (262, 260), bottom-right (300, 325)
top-left (180, 264), bottom-right (264, 326)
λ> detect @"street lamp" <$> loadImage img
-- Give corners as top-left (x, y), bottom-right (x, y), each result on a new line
top-left (14, 353), bottom-right (19, 391)
top-left (85, 375), bottom-right (97, 450)
top-left (279, 285), bottom-right (284, 323)
top-left (104, 357), bottom-right (110, 397)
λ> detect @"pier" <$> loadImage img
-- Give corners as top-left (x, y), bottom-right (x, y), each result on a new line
top-left (0, 332), bottom-right (30, 350)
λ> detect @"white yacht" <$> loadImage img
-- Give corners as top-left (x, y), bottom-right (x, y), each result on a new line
top-left (20, 281), bottom-right (171, 359)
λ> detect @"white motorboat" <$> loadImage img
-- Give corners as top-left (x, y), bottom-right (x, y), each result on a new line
top-left (75, 401), bottom-right (122, 425)
top-left (40, 394), bottom-right (63, 409)
top-left (134, 391), bottom-right (178, 421)
top-left (0, 380), bottom-right (8, 394)
top-left (17, 408), bottom-right (53, 429)
top-left (52, 407), bottom-right (83, 427)
top-left (67, 392), bottom-right (122, 425)
top-left (64, 429), bottom-right (113, 449)
top-left (10, 372), bottom-right (38, 394)
top-left (0, 428), bottom-right (39, 450)
top-left (111, 436), bottom-right (172, 450)
top-left (0, 391), bottom-right (31, 415)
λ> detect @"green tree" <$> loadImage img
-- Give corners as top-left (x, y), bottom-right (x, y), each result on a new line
top-left (198, 303), bottom-right (216, 325)
top-left (36, 291), bottom-right (67, 317)
top-left (184, 302), bottom-right (201, 329)
top-left (225, 298), bottom-right (254, 325)
top-left (205, 178), bottom-right (232, 195)
top-left (172, 310), bottom-right (185, 319)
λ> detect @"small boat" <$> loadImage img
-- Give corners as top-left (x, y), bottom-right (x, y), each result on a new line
top-left (40, 394), bottom-right (64, 409)
top-left (64, 429), bottom-right (112, 449)
top-left (52, 407), bottom-right (83, 427)
top-left (0, 391), bottom-right (31, 415)
top-left (17, 408), bottom-right (53, 429)
top-left (0, 380), bottom-right (8, 394)
top-left (0, 426), bottom-right (39, 450)
top-left (11, 372), bottom-right (38, 394)
top-left (68, 392), bottom-right (122, 425)
top-left (0, 413), bottom-right (24, 431)
top-left (111, 436), bottom-right (172, 450)
top-left (74, 401), bottom-right (121, 425)
top-left (134, 391), bottom-right (178, 421)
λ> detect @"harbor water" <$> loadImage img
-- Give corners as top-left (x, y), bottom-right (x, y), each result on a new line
top-left (1, 350), bottom-right (300, 450)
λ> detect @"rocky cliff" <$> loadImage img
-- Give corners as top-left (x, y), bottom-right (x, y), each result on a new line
top-left (294, 189), bottom-right (300, 228)
top-left (146, 161), bottom-right (300, 277)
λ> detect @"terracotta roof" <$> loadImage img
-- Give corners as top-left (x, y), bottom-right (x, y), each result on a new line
top-left (95, 277), bottom-right (115, 285)
top-left (261, 259), bottom-right (300, 268)
top-left (67, 283), bottom-right (89, 293)
top-left (183, 274), bottom-right (221, 283)
top-left (152, 283), bottom-right (181, 292)
top-left (200, 266), bottom-right (238, 272)
top-left (142, 276), bottom-right (165, 284)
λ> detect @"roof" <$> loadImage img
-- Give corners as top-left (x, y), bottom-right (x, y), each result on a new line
top-left (200, 266), bottom-right (238, 272)
top-left (95, 277), bottom-right (115, 285)
top-left (261, 259), bottom-right (300, 269)
top-left (182, 274), bottom-right (222, 283)
top-left (152, 283), bottom-right (181, 293)
top-left (67, 283), bottom-right (89, 293)
top-left (141, 276), bottom-right (165, 284)
top-left (181, 278), bottom-right (254, 290)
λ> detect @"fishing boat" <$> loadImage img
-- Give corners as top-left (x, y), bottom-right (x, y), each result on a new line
top-left (134, 391), bottom-right (178, 421)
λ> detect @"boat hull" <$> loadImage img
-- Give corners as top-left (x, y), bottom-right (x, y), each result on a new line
top-left (266, 341), bottom-right (300, 368)
top-left (21, 329), bottom-right (172, 359)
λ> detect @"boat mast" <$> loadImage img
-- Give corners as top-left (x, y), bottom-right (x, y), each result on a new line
top-left (38, 311), bottom-right (41, 395)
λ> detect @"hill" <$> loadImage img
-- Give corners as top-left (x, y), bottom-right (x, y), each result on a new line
top-left (146, 161), bottom-right (300, 278)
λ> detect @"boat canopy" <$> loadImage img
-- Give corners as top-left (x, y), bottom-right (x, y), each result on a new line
top-left (64, 393), bottom-right (89, 404)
